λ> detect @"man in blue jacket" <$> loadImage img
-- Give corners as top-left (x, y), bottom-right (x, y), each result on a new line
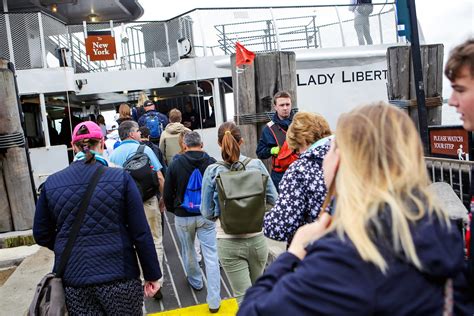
top-left (256, 91), bottom-right (295, 191)
top-left (110, 120), bottom-right (166, 299)
top-left (138, 100), bottom-right (169, 144)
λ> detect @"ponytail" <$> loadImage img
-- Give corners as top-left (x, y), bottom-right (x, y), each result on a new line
top-left (218, 122), bottom-right (242, 164)
top-left (75, 139), bottom-right (100, 164)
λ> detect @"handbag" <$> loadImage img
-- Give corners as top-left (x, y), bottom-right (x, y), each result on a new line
top-left (28, 166), bottom-right (105, 316)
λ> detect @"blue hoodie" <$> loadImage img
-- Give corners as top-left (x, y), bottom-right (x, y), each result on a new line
top-left (239, 212), bottom-right (473, 315)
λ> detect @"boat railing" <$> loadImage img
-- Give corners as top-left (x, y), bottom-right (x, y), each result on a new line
top-left (0, 3), bottom-right (399, 73)
top-left (425, 156), bottom-right (474, 207)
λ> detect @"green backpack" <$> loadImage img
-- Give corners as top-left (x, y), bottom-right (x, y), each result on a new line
top-left (215, 158), bottom-right (268, 234)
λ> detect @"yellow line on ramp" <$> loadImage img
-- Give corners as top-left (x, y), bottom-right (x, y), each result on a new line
top-left (148, 298), bottom-right (238, 316)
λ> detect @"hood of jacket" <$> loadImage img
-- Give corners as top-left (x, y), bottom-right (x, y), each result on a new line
top-left (272, 112), bottom-right (294, 130)
top-left (299, 138), bottom-right (331, 162)
top-left (177, 150), bottom-right (214, 174)
top-left (165, 122), bottom-right (189, 135)
top-left (368, 208), bottom-right (464, 279)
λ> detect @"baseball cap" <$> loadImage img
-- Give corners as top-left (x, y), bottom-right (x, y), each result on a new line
top-left (71, 121), bottom-right (103, 143)
top-left (106, 122), bottom-right (118, 131)
top-left (143, 100), bottom-right (154, 107)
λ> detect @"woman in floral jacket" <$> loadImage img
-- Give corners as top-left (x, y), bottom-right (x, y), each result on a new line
top-left (263, 112), bottom-right (332, 245)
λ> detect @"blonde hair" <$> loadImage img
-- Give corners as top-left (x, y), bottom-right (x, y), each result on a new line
top-left (137, 91), bottom-right (148, 108)
top-left (286, 111), bottom-right (331, 151)
top-left (328, 102), bottom-right (449, 272)
top-left (169, 108), bottom-right (182, 123)
top-left (118, 103), bottom-right (131, 119)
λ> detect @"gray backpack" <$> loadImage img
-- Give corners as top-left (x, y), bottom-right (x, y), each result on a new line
top-left (216, 158), bottom-right (268, 234)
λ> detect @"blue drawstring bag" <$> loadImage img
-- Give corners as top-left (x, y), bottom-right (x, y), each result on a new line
top-left (181, 168), bottom-right (202, 213)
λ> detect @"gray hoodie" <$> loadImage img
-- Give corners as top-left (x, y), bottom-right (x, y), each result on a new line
top-left (159, 122), bottom-right (191, 164)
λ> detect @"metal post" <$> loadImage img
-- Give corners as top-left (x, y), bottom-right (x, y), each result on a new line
top-left (312, 16), bottom-right (318, 48)
top-left (83, 21), bottom-right (91, 71)
top-left (197, 10), bottom-right (208, 56)
top-left (378, 13), bottom-right (384, 44)
top-left (270, 7), bottom-right (281, 51)
top-left (39, 93), bottom-right (50, 147)
top-left (164, 22), bottom-right (172, 65)
top-left (3, 0), bottom-right (15, 65)
top-left (222, 25), bottom-right (227, 54)
top-left (408, 0), bottom-right (429, 154)
top-left (38, 13), bottom-right (47, 68)
top-left (334, 6), bottom-right (346, 47)
top-left (213, 77), bottom-right (222, 125)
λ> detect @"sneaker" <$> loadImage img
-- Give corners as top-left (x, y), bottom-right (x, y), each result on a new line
top-left (189, 282), bottom-right (203, 291)
top-left (153, 289), bottom-right (163, 300)
top-left (209, 306), bottom-right (220, 313)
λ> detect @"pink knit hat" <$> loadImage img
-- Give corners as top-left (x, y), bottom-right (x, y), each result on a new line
top-left (71, 121), bottom-right (103, 143)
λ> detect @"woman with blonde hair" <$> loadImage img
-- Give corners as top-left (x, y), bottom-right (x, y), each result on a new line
top-left (201, 122), bottom-right (278, 305)
top-left (264, 111), bottom-right (332, 245)
top-left (132, 91), bottom-right (148, 121)
top-left (239, 103), bottom-right (468, 315)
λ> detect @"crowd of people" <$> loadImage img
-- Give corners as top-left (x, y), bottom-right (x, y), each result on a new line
top-left (33, 38), bottom-right (473, 315)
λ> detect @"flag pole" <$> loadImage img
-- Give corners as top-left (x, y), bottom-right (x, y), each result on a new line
top-left (235, 65), bottom-right (240, 126)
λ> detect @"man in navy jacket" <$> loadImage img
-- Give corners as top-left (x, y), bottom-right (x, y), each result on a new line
top-left (256, 91), bottom-right (294, 191)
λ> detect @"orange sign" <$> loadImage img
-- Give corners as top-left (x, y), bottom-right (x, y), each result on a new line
top-left (85, 35), bottom-right (116, 61)
top-left (429, 127), bottom-right (469, 159)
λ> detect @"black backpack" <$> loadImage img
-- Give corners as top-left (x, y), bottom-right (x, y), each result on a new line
top-left (123, 145), bottom-right (159, 201)
top-left (357, 0), bottom-right (372, 3)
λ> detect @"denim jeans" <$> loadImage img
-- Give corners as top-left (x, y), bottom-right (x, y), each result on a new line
top-left (174, 215), bottom-right (221, 309)
top-left (217, 234), bottom-right (268, 305)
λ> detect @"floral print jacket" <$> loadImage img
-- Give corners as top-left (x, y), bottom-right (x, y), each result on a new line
top-left (263, 141), bottom-right (330, 243)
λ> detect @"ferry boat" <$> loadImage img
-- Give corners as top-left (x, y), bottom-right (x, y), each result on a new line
top-left (3, 1), bottom-right (461, 314)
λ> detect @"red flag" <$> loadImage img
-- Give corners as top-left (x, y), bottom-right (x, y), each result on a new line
top-left (235, 42), bottom-right (255, 66)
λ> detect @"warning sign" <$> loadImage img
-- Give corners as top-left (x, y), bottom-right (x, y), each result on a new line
top-left (429, 126), bottom-right (471, 160)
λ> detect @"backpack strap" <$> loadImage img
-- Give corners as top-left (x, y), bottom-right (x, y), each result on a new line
top-left (216, 161), bottom-right (231, 169)
top-left (242, 157), bottom-right (252, 167)
top-left (137, 144), bottom-right (146, 154)
top-left (267, 121), bottom-right (287, 147)
top-left (56, 165), bottom-right (105, 277)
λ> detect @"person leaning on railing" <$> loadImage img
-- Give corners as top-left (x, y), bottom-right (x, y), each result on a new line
top-left (238, 103), bottom-right (470, 315)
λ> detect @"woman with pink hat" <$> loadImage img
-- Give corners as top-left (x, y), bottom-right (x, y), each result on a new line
top-left (33, 121), bottom-right (161, 315)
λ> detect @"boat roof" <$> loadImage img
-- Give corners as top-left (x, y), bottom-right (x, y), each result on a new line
top-left (0, 0), bottom-right (144, 24)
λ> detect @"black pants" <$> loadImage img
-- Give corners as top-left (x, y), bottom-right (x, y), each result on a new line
top-left (65, 279), bottom-right (143, 315)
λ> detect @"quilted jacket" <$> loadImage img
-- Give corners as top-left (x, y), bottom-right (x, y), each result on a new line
top-left (33, 160), bottom-right (162, 287)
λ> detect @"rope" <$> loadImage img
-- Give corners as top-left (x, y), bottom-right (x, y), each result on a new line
top-left (0, 132), bottom-right (25, 149)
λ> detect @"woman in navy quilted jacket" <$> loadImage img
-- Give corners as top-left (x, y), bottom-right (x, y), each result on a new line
top-left (33, 121), bottom-right (161, 315)
top-left (263, 111), bottom-right (332, 246)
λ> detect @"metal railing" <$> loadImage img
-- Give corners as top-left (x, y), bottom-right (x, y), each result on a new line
top-left (0, 3), bottom-right (399, 73)
top-left (425, 156), bottom-right (474, 206)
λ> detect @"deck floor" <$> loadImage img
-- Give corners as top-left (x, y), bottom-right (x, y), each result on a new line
top-left (144, 212), bottom-right (234, 314)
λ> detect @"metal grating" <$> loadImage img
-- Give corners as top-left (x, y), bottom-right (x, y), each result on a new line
top-left (9, 13), bottom-right (43, 69)
top-left (42, 14), bottom-right (70, 67)
top-left (0, 14), bottom-right (10, 61)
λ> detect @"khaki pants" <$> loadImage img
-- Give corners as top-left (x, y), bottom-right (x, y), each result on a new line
top-left (143, 196), bottom-right (164, 284)
top-left (217, 235), bottom-right (268, 305)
